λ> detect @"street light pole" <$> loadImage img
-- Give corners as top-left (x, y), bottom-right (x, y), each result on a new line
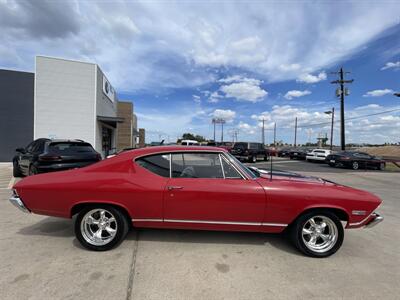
top-left (325, 108), bottom-right (335, 151)
top-left (294, 117), bottom-right (297, 147)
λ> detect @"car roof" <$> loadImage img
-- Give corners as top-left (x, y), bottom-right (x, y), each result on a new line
top-left (126, 145), bottom-right (227, 157)
top-left (46, 139), bottom-right (88, 144)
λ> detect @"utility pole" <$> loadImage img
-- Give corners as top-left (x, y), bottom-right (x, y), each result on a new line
top-left (261, 119), bottom-right (265, 146)
top-left (273, 122), bottom-right (276, 146)
top-left (221, 121), bottom-right (224, 142)
top-left (212, 119), bottom-right (216, 141)
top-left (294, 117), bottom-right (297, 147)
top-left (325, 107), bottom-right (335, 151)
top-left (331, 67), bottom-right (353, 151)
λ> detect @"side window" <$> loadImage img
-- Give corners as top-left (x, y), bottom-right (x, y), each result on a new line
top-left (221, 156), bottom-right (242, 179)
top-left (25, 141), bottom-right (35, 152)
top-left (136, 154), bottom-right (170, 178)
top-left (32, 140), bottom-right (45, 153)
top-left (249, 143), bottom-right (259, 150)
top-left (171, 153), bottom-right (223, 178)
top-left (354, 153), bottom-right (370, 159)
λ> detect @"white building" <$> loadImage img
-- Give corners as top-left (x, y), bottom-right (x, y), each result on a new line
top-left (34, 56), bottom-right (124, 157)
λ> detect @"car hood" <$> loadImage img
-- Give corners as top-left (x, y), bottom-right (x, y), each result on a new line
top-left (255, 168), bottom-right (337, 185)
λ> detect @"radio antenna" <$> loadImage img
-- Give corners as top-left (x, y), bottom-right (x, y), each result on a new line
top-left (269, 151), bottom-right (273, 181)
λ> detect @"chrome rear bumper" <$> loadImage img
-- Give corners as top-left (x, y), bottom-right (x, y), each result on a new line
top-left (365, 213), bottom-right (383, 228)
top-left (9, 194), bottom-right (30, 213)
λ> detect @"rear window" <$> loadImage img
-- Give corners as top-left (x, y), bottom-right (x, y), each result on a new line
top-left (48, 142), bottom-right (95, 153)
top-left (314, 150), bottom-right (325, 153)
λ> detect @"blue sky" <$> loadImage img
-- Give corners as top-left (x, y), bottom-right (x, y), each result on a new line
top-left (1, 0), bottom-right (399, 144)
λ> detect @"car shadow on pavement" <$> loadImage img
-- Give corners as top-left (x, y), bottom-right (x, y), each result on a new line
top-left (125, 228), bottom-right (302, 256)
top-left (17, 218), bottom-right (302, 256)
top-left (18, 217), bottom-right (74, 238)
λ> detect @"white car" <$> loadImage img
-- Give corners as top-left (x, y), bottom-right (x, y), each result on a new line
top-left (181, 139), bottom-right (199, 146)
top-left (306, 149), bottom-right (332, 162)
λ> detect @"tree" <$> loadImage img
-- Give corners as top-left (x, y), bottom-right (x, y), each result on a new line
top-left (181, 133), bottom-right (206, 142)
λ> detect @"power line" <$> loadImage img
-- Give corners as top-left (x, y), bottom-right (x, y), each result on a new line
top-left (261, 108), bottom-right (400, 131)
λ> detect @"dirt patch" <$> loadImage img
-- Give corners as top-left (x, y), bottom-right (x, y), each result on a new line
top-left (357, 146), bottom-right (400, 158)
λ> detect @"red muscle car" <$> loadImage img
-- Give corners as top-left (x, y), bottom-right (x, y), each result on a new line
top-left (10, 146), bottom-right (383, 257)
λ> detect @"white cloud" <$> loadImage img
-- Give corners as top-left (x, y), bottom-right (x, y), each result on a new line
top-left (355, 104), bottom-right (382, 110)
top-left (363, 89), bottom-right (394, 97)
top-left (297, 72), bottom-right (327, 84)
top-left (238, 121), bottom-right (256, 135)
top-left (192, 95), bottom-right (201, 103)
top-left (208, 91), bottom-right (223, 103)
top-left (278, 63), bottom-right (301, 72)
top-left (211, 109), bottom-right (236, 122)
top-left (284, 90), bottom-right (311, 100)
top-left (381, 61), bottom-right (400, 70)
top-left (0, 2), bottom-right (398, 90)
top-left (218, 76), bottom-right (267, 102)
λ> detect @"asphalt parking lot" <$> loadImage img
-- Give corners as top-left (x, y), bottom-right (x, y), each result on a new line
top-left (1, 159), bottom-right (399, 300)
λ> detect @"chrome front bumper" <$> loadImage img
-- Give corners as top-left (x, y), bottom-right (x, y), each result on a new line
top-left (9, 194), bottom-right (30, 213)
top-left (365, 213), bottom-right (383, 228)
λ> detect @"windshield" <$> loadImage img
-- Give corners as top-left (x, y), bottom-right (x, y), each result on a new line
top-left (225, 152), bottom-right (259, 178)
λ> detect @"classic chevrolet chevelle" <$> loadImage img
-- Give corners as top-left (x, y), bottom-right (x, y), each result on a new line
top-left (10, 146), bottom-right (383, 257)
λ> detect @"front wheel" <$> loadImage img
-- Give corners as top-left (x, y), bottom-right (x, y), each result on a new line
top-left (75, 205), bottom-right (129, 251)
top-left (352, 161), bottom-right (359, 170)
top-left (290, 211), bottom-right (344, 258)
top-left (13, 160), bottom-right (23, 177)
top-left (28, 164), bottom-right (38, 176)
top-left (378, 162), bottom-right (385, 170)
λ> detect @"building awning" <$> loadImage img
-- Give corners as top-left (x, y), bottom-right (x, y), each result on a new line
top-left (97, 116), bottom-right (124, 128)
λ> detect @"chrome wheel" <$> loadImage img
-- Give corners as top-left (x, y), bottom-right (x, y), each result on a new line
top-left (352, 161), bottom-right (359, 170)
top-left (80, 209), bottom-right (118, 246)
top-left (301, 215), bottom-right (338, 253)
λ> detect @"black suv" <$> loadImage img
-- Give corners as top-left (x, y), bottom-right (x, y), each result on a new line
top-left (13, 139), bottom-right (102, 177)
top-left (229, 142), bottom-right (269, 163)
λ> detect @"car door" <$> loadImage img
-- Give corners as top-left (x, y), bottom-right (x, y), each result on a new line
top-left (353, 152), bottom-right (369, 169)
top-left (163, 152), bottom-right (266, 226)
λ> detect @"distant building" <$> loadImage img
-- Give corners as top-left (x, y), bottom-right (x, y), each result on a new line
top-left (138, 128), bottom-right (146, 148)
top-left (0, 56), bottom-right (142, 161)
top-left (0, 69), bottom-right (34, 162)
top-left (116, 101), bottom-right (138, 150)
top-left (35, 56), bottom-right (124, 157)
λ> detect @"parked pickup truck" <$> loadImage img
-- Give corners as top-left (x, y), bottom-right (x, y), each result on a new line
top-left (229, 142), bottom-right (269, 163)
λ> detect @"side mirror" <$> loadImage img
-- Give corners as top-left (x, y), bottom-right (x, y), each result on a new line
top-left (15, 148), bottom-right (26, 153)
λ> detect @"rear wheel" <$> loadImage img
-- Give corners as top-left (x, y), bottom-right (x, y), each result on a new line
top-left (379, 162), bottom-right (385, 170)
top-left (264, 155), bottom-right (269, 161)
top-left (13, 160), bottom-right (23, 177)
top-left (75, 205), bottom-right (129, 251)
top-left (249, 156), bottom-right (256, 163)
top-left (290, 211), bottom-right (344, 258)
top-left (351, 161), bottom-right (359, 170)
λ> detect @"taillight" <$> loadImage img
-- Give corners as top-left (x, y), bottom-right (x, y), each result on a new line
top-left (38, 155), bottom-right (62, 161)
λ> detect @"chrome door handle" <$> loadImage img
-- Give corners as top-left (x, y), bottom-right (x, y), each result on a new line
top-left (167, 186), bottom-right (183, 191)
